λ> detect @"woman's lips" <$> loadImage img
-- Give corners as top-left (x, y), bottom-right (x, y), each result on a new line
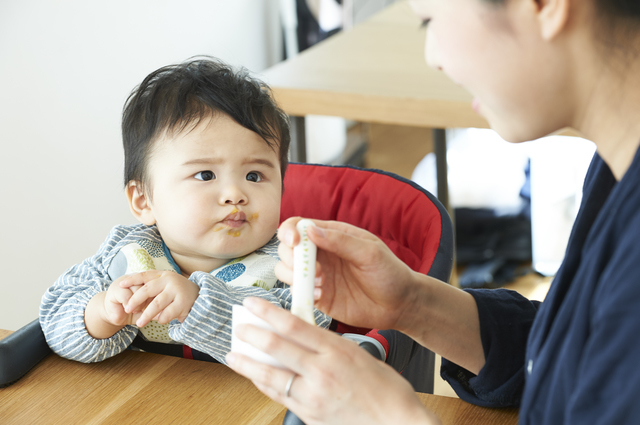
top-left (472, 98), bottom-right (481, 114)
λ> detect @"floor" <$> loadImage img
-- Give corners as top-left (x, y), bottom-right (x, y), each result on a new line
top-left (362, 123), bottom-right (553, 397)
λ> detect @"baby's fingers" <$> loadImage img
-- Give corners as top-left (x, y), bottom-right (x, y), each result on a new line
top-left (155, 301), bottom-right (189, 324)
top-left (110, 286), bottom-right (134, 306)
top-left (125, 282), bottom-right (163, 314)
top-left (119, 271), bottom-right (163, 288)
top-left (135, 292), bottom-right (173, 327)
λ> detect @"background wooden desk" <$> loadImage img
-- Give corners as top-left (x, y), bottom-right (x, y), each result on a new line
top-left (0, 329), bottom-right (517, 424)
top-left (262, 0), bottom-right (489, 208)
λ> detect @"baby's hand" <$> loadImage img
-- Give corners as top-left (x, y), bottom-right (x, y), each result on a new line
top-left (120, 271), bottom-right (200, 328)
top-left (103, 276), bottom-right (145, 327)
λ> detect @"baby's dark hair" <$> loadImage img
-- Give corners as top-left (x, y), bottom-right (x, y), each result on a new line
top-left (122, 57), bottom-right (290, 191)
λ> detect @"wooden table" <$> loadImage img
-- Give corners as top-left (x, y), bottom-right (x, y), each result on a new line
top-left (0, 329), bottom-right (517, 424)
top-left (261, 0), bottom-right (489, 208)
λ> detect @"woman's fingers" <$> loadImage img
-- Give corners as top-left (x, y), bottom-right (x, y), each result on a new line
top-left (277, 217), bottom-right (305, 247)
top-left (228, 298), bottom-right (438, 425)
top-left (278, 218), bottom-right (382, 274)
top-left (241, 298), bottom-right (343, 356)
top-left (274, 263), bottom-right (324, 304)
top-left (312, 219), bottom-right (379, 241)
top-left (232, 322), bottom-right (312, 379)
top-left (308, 225), bottom-right (382, 266)
top-left (278, 217), bottom-right (377, 249)
top-left (276, 217), bottom-right (330, 248)
top-left (274, 261), bottom-right (293, 285)
top-left (276, 241), bottom-right (294, 270)
top-left (276, 245), bottom-right (324, 282)
top-left (226, 352), bottom-right (306, 411)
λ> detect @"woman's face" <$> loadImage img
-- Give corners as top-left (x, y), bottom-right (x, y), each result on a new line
top-left (410, 0), bottom-right (573, 142)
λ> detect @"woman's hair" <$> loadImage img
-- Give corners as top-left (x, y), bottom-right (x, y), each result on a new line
top-left (483, 0), bottom-right (640, 24)
top-left (483, 0), bottom-right (640, 52)
top-left (121, 56), bottom-right (291, 192)
top-left (593, 0), bottom-right (640, 21)
top-left (591, 0), bottom-right (640, 50)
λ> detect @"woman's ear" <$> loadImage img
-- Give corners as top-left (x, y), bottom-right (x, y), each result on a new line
top-left (126, 181), bottom-right (156, 225)
top-left (537, 0), bottom-right (570, 41)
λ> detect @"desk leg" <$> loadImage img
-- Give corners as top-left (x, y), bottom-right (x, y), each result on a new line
top-left (289, 116), bottom-right (307, 163)
top-left (432, 128), bottom-right (449, 211)
top-left (433, 128), bottom-right (458, 285)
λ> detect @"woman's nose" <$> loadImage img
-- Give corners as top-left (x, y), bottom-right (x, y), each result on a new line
top-left (425, 30), bottom-right (442, 71)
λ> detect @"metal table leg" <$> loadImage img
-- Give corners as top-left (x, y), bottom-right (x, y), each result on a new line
top-left (432, 128), bottom-right (449, 211)
top-left (433, 128), bottom-right (458, 284)
top-left (289, 115), bottom-right (307, 163)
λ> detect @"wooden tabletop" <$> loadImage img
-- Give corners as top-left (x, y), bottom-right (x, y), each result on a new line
top-left (261, 1), bottom-right (489, 130)
top-left (0, 329), bottom-right (517, 424)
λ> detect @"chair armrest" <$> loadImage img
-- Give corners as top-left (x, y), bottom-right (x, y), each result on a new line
top-left (0, 319), bottom-right (52, 387)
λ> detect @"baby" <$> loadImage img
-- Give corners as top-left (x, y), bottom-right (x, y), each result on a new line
top-left (40, 57), bottom-right (330, 363)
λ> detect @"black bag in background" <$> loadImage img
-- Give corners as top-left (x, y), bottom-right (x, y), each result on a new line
top-left (456, 161), bottom-right (534, 288)
top-left (456, 207), bottom-right (533, 288)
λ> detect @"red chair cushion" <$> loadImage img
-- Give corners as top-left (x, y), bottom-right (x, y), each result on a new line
top-left (280, 164), bottom-right (443, 275)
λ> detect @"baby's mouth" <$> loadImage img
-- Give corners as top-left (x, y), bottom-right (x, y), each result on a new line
top-left (222, 210), bottom-right (247, 228)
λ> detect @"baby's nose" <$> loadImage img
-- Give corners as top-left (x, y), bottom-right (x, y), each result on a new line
top-left (220, 183), bottom-right (247, 205)
top-left (225, 197), bottom-right (246, 205)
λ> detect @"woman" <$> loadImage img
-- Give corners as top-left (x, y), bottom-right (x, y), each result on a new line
top-left (226, 0), bottom-right (640, 423)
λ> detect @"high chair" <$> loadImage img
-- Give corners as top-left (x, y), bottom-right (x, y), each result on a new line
top-left (1, 164), bottom-right (453, 394)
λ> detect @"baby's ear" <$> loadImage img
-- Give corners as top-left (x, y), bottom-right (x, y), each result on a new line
top-left (126, 181), bottom-right (156, 225)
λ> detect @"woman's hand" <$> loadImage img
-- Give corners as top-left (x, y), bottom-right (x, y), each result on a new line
top-left (276, 217), bottom-right (424, 333)
top-left (276, 217), bottom-right (485, 375)
top-left (226, 297), bottom-right (440, 425)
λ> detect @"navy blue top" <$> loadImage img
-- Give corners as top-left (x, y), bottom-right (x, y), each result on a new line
top-left (441, 146), bottom-right (640, 424)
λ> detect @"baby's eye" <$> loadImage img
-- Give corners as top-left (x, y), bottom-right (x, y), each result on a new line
top-left (195, 171), bottom-right (215, 181)
top-left (246, 172), bottom-right (263, 182)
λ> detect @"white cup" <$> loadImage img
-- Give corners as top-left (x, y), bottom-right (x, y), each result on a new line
top-left (231, 305), bottom-right (288, 369)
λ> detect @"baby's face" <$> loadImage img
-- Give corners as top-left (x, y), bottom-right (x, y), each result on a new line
top-left (144, 113), bottom-right (282, 275)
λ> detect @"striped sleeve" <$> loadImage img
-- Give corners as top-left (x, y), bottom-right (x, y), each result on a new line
top-left (39, 225), bottom-right (143, 363)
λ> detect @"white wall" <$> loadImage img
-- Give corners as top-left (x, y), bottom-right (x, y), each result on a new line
top-left (0, 0), bottom-right (282, 330)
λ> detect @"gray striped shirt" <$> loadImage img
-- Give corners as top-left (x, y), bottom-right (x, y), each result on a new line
top-left (40, 224), bottom-right (331, 364)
